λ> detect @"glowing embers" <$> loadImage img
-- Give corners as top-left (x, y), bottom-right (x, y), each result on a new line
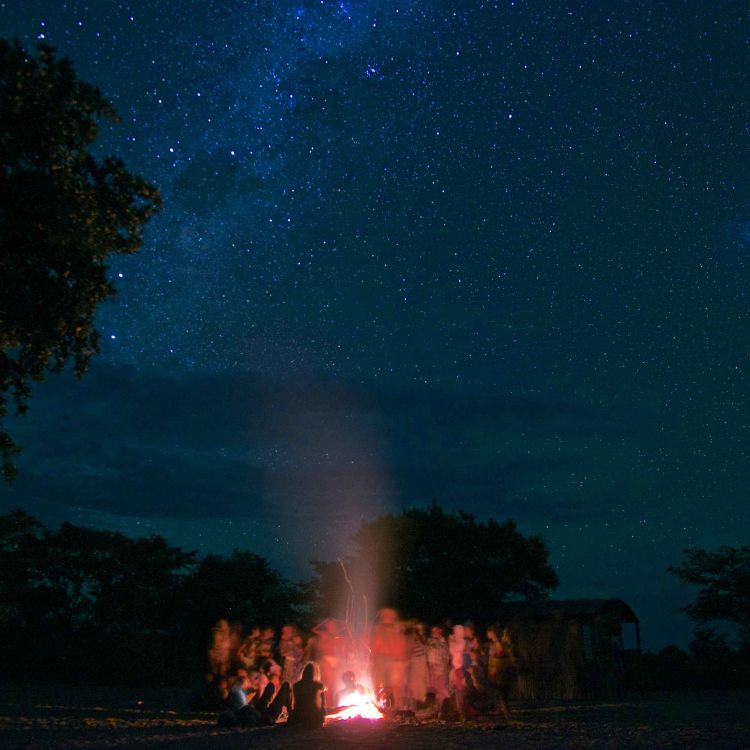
top-left (325, 689), bottom-right (384, 722)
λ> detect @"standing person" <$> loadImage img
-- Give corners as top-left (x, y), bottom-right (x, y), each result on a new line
top-left (237, 626), bottom-right (261, 669)
top-left (449, 624), bottom-right (467, 719)
top-left (289, 662), bottom-right (326, 728)
top-left (279, 624), bottom-right (305, 684)
top-left (486, 626), bottom-right (514, 720)
top-left (464, 623), bottom-right (483, 666)
top-left (237, 633), bottom-right (257, 671)
top-left (228, 622), bottom-right (242, 672)
top-left (312, 618), bottom-right (344, 700)
top-left (257, 626), bottom-right (276, 664)
top-left (369, 608), bottom-right (409, 711)
top-left (406, 621), bottom-right (428, 710)
top-left (466, 624), bottom-right (487, 714)
top-left (426, 625), bottom-right (451, 710)
top-left (208, 619), bottom-right (232, 677)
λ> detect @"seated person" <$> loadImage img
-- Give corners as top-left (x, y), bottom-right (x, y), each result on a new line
top-left (335, 670), bottom-right (366, 707)
top-left (255, 683), bottom-right (291, 724)
top-left (288, 662), bottom-right (326, 728)
top-left (218, 671), bottom-right (262, 727)
top-left (228, 670), bottom-right (252, 710)
top-left (189, 673), bottom-right (228, 711)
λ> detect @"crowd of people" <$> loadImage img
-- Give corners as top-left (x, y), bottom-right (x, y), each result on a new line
top-left (194, 608), bottom-right (517, 727)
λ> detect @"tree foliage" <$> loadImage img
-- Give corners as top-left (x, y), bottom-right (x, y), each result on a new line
top-left (309, 505), bottom-right (559, 624)
top-left (0, 507), bottom-right (557, 684)
top-left (0, 511), bottom-right (303, 685)
top-left (183, 550), bottom-right (305, 661)
top-left (0, 40), bottom-right (161, 479)
top-left (668, 545), bottom-right (750, 646)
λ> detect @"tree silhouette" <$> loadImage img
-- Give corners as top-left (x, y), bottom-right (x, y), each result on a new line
top-left (182, 550), bottom-right (306, 670)
top-left (0, 40), bottom-right (161, 479)
top-left (0, 511), bottom-right (196, 682)
top-left (310, 505), bottom-right (559, 624)
top-left (0, 511), bottom-right (308, 684)
top-left (669, 545), bottom-right (750, 647)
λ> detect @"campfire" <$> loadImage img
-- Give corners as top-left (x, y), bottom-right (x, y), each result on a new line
top-left (325, 687), bottom-right (385, 723)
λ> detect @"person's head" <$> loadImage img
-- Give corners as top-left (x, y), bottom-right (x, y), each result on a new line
top-left (430, 625), bottom-right (444, 639)
top-left (302, 662), bottom-right (318, 681)
top-left (341, 670), bottom-right (356, 688)
top-left (452, 624), bottom-right (465, 638)
top-left (378, 607), bottom-right (398, 624)
top-left (281, 624), bottom-right (295, 640)
top-left (233, 671), bottom-right (251, 690)
top-left (217, 677), bottom-right (230, 697)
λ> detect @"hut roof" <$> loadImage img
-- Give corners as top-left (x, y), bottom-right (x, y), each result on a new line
top-left (495, 598), bottom-right (638, 623)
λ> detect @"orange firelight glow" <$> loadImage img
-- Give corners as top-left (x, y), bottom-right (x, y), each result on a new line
top-left (325, 690), bottom-right (384, 723)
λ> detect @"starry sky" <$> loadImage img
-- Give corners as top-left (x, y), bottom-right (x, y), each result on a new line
top-left (2, 1), bottom-right (749, 649)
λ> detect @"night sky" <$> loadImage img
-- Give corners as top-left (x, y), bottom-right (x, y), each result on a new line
top-left (2, 1), bottom-right (749, 650)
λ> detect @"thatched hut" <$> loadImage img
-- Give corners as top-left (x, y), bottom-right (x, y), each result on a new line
top-left (495, 598), bottom-right (640, 702)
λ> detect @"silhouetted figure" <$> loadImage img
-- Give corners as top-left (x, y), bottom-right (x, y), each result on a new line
top-left (228, 670), bottom-right (253, 711)
top-left (289, 662), bottom-right (326, 728)
top-left (486, 626), bottom-right (514, 720)
top-left (252, 680), bottom-right (291, 725)
top-left (189, 673), bottom-right (229, 711)
top-left (335, 670), bottom-right (366, 707)
top-left (217, 671), bottom-right (259, 727)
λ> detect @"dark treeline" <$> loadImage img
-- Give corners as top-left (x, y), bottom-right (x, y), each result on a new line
top-left (653, 544), bottom-right (750, 690)
top-left (0, 505), bottom-right (559, 687)
top-left (639, 635), bottom-right (750, 691)
top-left (308, 506), bottom-right (559, 625)
top-left (5, 505), bottom-right (745, 691)
top-left (0, 510), bottom-right (304, 685)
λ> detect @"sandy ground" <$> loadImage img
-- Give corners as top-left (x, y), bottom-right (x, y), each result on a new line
top-left (0, 688), bottom-right (748, 749)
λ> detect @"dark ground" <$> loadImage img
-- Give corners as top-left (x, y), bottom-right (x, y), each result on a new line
top-left (0, 687), bottom-right (748, 749)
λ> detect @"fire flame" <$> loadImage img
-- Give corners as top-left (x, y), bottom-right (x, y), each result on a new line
top-left (325, 689), bottom-right (384, 722)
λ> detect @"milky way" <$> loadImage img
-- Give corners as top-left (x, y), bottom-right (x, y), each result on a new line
top-left (2, 1), bottom-right (749, 648)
